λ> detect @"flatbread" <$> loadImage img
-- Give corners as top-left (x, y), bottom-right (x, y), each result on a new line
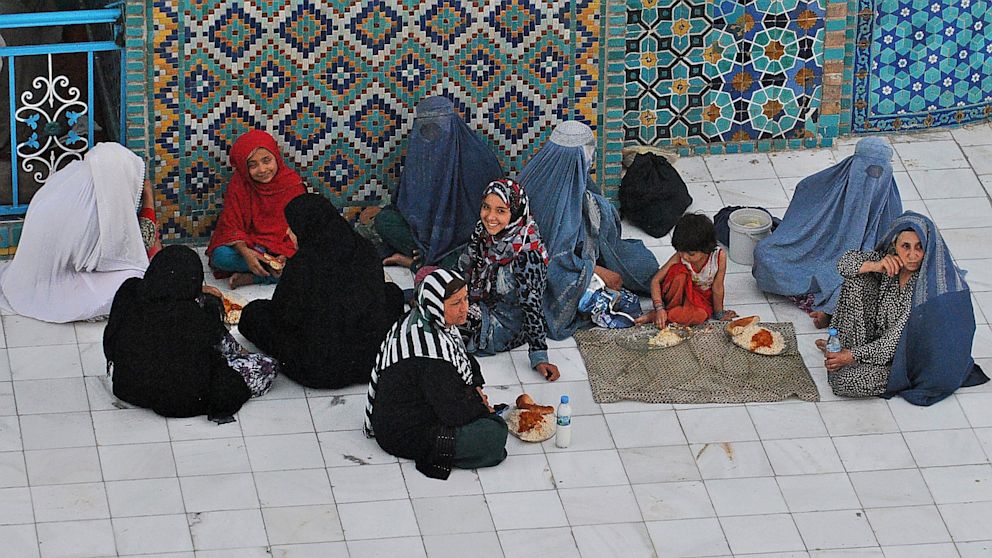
top-left (259, 252), bottom-right (284, 271)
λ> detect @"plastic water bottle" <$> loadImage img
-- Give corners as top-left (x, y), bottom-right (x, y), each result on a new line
top-left (825, 328), bottom-right (842, 354)
top-left (555, 395), bottom-right (572, 448)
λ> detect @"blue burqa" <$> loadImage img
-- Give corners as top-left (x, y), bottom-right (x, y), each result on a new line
top-left (518, 121), bottom-right (659, 339)
top-left (395, 96), bottom-right (504, 265)
top-left (880, 212), bottom-right (987, 406)
top-left (752, 137), bottom-right (903, 313)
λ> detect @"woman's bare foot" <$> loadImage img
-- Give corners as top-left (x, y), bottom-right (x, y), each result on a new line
top-left (382, 253), bottom-right (414, 268)
top-left (810, 311), bottom-right (831, 329)
top-left (228, 273), bottom-right (255, 289)
top-left (815, 338), bottom-right (827, 353)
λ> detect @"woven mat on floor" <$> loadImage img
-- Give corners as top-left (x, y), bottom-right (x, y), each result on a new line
top-left (573, 322), bottom-right (819, 404)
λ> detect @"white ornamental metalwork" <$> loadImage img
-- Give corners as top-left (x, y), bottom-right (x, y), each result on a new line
top-left (14, 53), bottom-right (88, 184)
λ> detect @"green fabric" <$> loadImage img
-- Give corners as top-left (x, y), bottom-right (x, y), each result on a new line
top-left (373, 207), bottom-right (461, 269)
top-left (453, 414), bottom-right (508, 469)
top-left (374, 207), bottom-right (419, 258)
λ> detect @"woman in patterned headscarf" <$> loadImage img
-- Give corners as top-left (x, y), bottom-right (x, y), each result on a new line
top-left (365, 269), bottom-right (507, 480)
top-left (821, 211), bottom-right (987, 404)
top-left (457, 179), bottom-right (560, 381)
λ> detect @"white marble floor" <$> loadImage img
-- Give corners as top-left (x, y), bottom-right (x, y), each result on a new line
top-left (1, 123), bottom-right (992, 557)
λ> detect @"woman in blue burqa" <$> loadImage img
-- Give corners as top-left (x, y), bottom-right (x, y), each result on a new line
top-left (818, 211), bottom-right (987, 405)
top-left (752, 137), bottom-right (903, 328)
top-left (517, 121), bottom-right (659, 339)
top-left (375, 96), bottom-right (504, 270)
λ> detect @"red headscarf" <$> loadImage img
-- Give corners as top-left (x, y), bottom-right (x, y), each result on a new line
top-left (207, 130), bottom-right (306, 259)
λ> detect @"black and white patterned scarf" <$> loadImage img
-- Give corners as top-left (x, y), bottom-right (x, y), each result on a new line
top-left (364, 268), bottom-right (473, 437)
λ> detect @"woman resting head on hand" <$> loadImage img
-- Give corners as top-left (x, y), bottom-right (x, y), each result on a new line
top-left (821, 211), bottom-right (987, 405)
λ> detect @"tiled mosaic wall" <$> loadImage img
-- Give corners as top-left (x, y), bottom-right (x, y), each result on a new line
top-left (116, 0), bottom-right (992, 245)
top-left (618, 0), bottom-right (836, 153)
top-left (142, 0), bottom-right (602, 241)
top-left (850, 0), bottom-right (992, 132)
top-left (616, 0), bottom-right (991, 152)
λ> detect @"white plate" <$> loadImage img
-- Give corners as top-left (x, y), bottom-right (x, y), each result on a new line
top-left (504, 408), bottom-right (557, 442)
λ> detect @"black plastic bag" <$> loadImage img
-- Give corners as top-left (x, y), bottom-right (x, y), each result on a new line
top-left (619, 153), bottom-right (692, 238)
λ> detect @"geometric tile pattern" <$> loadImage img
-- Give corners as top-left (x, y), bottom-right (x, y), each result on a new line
top-left (143, 0), bottom-right (600, 241)
top-left (623, 0), bottom-right (826, 148)
top-left (851, 0), bottom-right (992, 132)
top-left (624, 0), bottom-right (714, 146)
top-left (706, 0), bottom-right (825, 142)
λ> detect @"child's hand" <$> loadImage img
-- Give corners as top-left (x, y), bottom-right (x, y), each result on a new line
top-left (721, 309), bottom-right (737, 320)
top-left (243, 250), bottom-right (270, 277)
top-left (654, 308), bottom-right (668, 329)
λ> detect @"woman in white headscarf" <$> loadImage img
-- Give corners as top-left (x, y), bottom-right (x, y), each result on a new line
top-left (0, 142), bottom-right (154, 322)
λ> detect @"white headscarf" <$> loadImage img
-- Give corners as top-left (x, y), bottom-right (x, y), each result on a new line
top-left (0, 143), bottom-right (148, 322)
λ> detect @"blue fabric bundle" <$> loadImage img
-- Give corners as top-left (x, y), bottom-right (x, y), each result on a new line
top-left (518, 121), bottom-right (658, 339)
top-left (752, 137), bottom-right (903, 313)
top-left (395, 96), bottom-right (504, 265)
top-left (880, 211), bottom-right (987, 405)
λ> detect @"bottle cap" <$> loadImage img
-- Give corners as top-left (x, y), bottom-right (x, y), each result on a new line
top-left (828, 328), bottom-right (838, 336)
top-left (560, 395), bottom-right (569, 404)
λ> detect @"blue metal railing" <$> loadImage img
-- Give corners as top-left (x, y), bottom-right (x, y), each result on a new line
top-left (0, 7), bottom-right (124, 216)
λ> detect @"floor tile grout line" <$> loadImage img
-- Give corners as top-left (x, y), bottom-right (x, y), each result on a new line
top-left (9, 394), bottom-right (41, 556)
top-left (393, 460), bottom-right (433, 556)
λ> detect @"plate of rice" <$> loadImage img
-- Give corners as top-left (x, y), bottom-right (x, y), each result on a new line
top-left (504, 409), bottom-right (557, 442)
top-left (647, 325), bottom-right (687, 348)
top-left (726, 316), bottom-right (786, 356)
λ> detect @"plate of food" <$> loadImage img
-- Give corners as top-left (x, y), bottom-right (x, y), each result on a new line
top-left (726, 315), bottom-right (785, 356)
top-left (647, 325), bottom-right (687, 348)
top-left (222, 294), bottom-right (245, 325)
top-left (504, 394), bottom-right (556, 442)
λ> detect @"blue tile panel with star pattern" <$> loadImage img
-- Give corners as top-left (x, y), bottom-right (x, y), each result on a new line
top-left (851, 0), bottom-right (992, 131)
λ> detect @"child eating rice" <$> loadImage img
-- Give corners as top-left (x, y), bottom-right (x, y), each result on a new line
top-left (639, 213), bottom-right (737, 328)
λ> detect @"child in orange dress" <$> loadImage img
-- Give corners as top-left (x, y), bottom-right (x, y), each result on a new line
top-left (640, 214), bottom-right (737, 328)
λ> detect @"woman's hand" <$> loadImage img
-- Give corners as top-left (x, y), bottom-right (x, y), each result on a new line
top-left (825, 349), bottom-right (855, 373)
top-left (594, 266), bottom-right (623, 291)
top-left (535, 362), bottom-right (560, 382)
top-left (475, 386), bottom-right (494, 412)
top-left (868, 255), bottom-right (904, 277)
top-left (201, 285), bottom-right (223, 299)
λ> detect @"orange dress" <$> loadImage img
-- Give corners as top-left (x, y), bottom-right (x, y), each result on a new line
top-left (660, 248), bottom-right (722, 325)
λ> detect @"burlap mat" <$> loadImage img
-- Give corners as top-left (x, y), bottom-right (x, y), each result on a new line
top-left (574, 322), bottom-right (819, 404)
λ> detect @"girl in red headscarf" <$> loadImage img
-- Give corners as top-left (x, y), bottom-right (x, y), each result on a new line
top-left (207, 130), bottom-right (306, 288)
